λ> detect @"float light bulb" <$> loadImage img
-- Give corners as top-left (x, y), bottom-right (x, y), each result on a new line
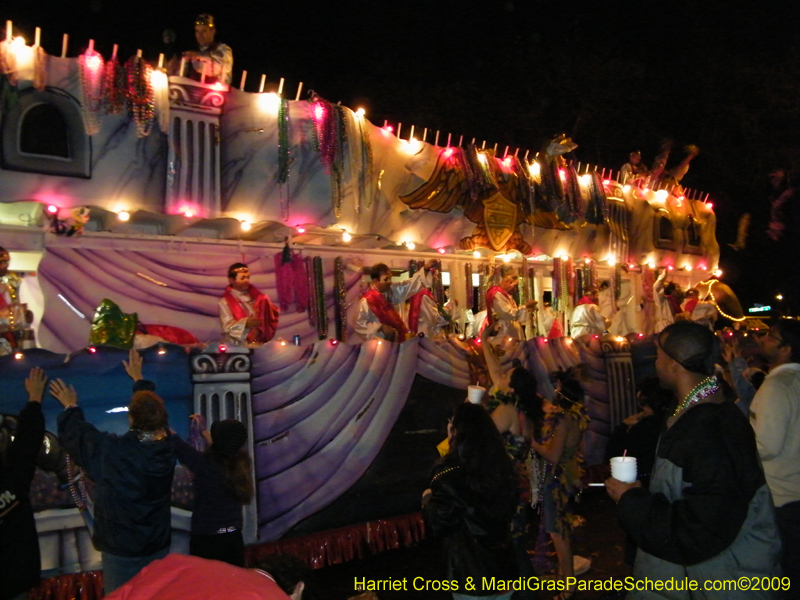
top-left (296, 226), bottom-right (305, 234)
top-left (355, 108), bottom-right (365, 117)
top-left (118, 211), bottom-right (130, 222)
top-left (342, 231), bottom-right (352, 242)
top-left (14, 352), bottom-right (23, 359)
top-left (219, 344), bottom-right (227, 353)
top-left (240, 220), bottom-right (251, 231)
top-left (405, 241), bottom-right (415, 250)
top-left (473, 250), bottom-right (481, 259)
top-left (47, 205), bottom-right (58, 214)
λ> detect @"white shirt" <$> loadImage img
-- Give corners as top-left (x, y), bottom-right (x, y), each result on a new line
top-left (570, 303), bottom-right (607, 338)
top-left (416, 293), bottom-right (448, 338)
top-left (218, 288), bottom-right (255, 346)
top-left (750, 362), bottom-right (800, 507)
top-left (489, 289), bottom-right (529, 341)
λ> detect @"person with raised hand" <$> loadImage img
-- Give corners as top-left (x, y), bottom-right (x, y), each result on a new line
top-left (1, 368), bottom-right (47, 600)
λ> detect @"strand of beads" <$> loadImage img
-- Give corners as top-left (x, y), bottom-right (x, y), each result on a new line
top-left (65, 454), bottom-right (87, 510)
top-left (79, 49), bottom-right (105, 135)
top-left (103, 53), bottom-right (125, 114)
top-left (305, 256), bottom-right (317, 329)
top-left (333, 256), bottom-right (347, 342)
top-left (313, 256), bottom-right (328, 339)
top-left (277, 97), bottom-right (290, 185)
top-left (672, 375), bottom-right (720, 416)
top-left (125, 55), bottom-right (155, 137)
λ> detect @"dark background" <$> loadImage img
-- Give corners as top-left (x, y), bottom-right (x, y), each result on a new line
top-left (5, 0), bottom-right (799, 312)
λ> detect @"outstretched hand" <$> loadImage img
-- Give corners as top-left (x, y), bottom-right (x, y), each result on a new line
top-left (50, 379), bottom-right (78, 408)
top-left (123, 349), bottom-right (143, 382)
top-left (25, 367), bottom-right (47, 403)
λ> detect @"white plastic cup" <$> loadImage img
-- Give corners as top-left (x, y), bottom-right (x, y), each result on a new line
top-left (467, 385), bottom-right (486, 404)
top-left (610, 456), bottom-right (637, 483)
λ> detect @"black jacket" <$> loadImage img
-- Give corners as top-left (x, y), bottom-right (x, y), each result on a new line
top-left (1, 401), bottom-right (44, 600)
top-left (423, 460), bottom-right (518, 596)
top-left (57, 406), bottom-right (175, 557)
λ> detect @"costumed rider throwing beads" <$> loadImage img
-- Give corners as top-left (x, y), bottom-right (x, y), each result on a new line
top-left (219, 263), bottom-right (279, 347)
top-left (354, 260), bottom-right (438, 342)
top-left (183, 14), bottom-right (233, 85)
top-left (485, 265), bottom-right (538, 342)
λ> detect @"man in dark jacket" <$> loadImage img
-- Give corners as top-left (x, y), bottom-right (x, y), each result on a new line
top-left (605, 322), bottom-right (781, 598)
top-left (52, 355), bottom-right (176, 595)
top-left (0, 368), bottom-right (46, 600)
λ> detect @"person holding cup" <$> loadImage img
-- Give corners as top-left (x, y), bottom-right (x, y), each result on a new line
top-left (530, 369), bottom-right (589, 599)
top-left (605, 321), bottom-right (780, 593)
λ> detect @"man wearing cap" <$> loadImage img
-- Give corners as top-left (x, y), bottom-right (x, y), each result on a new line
top-left (605, 322), bottom-right (780, 597)
top-left (750, 319), bottom-right (800, 594)
top-left (219, 263), bottom-right (279, 347)
top-left (183, 14), bottom-right (233, 85)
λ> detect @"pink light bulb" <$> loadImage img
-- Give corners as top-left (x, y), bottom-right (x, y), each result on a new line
top-left (86, 54), bottom-right (102, 71)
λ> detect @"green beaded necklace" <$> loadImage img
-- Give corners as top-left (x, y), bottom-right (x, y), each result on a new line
top-left (672, 375), bottom-right (720, 417)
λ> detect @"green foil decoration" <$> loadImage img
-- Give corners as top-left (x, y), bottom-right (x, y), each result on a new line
top-left (89, 298), bottom-right (138, 348)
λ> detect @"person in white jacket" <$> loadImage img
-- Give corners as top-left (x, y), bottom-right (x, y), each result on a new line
top-left (749, 319), bottom-right (800, 588)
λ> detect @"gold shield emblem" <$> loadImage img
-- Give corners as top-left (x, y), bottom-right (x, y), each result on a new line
top-left (483, 192), bottom-right (517, 251)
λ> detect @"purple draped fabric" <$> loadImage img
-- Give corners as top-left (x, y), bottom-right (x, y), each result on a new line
top-left (251, 337), bottom-right (420, 540)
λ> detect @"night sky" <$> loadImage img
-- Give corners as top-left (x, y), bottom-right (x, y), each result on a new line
top-left (5, 0), bottom-right (800, 312)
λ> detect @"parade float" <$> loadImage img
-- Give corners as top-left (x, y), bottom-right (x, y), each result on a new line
top-left (0, 21), bottom-right (740, 592)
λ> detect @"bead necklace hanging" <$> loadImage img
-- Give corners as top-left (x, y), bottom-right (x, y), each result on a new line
top-left (672, 375), bottom-right (720, 417)
top-left (277, 97), bottom-right (291, 220)
top-left (305, 255), bottom-right (317, 328)
top-left (561, 165), bottom-right (583, 224)
top-left (331, 105), bottom-right (347, 218)
top-left (344, 108), bottom-right (362, 214)
top-left (464, 262), bottom-right (473, 312)
top-left (103, 51), bottom-right (125, 114)
top-left (585, 171), bottom-right (609, 225)
top-left (313, 256), bottom-right (328, 339)
top-left (79, 48), bottom-right (105, 136)
top-left (124, 55), bottom-right (155, 137)
top-left (66, 454), bottom-right (89, 510)
top-left (0, 39), bottom-right (18, 86)
top-left (333, 256), bottom-right (347, 342)
top-left (32, 45), bottom-right (47, 91)
top-left (356, 111), bottom-right (374, 210)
